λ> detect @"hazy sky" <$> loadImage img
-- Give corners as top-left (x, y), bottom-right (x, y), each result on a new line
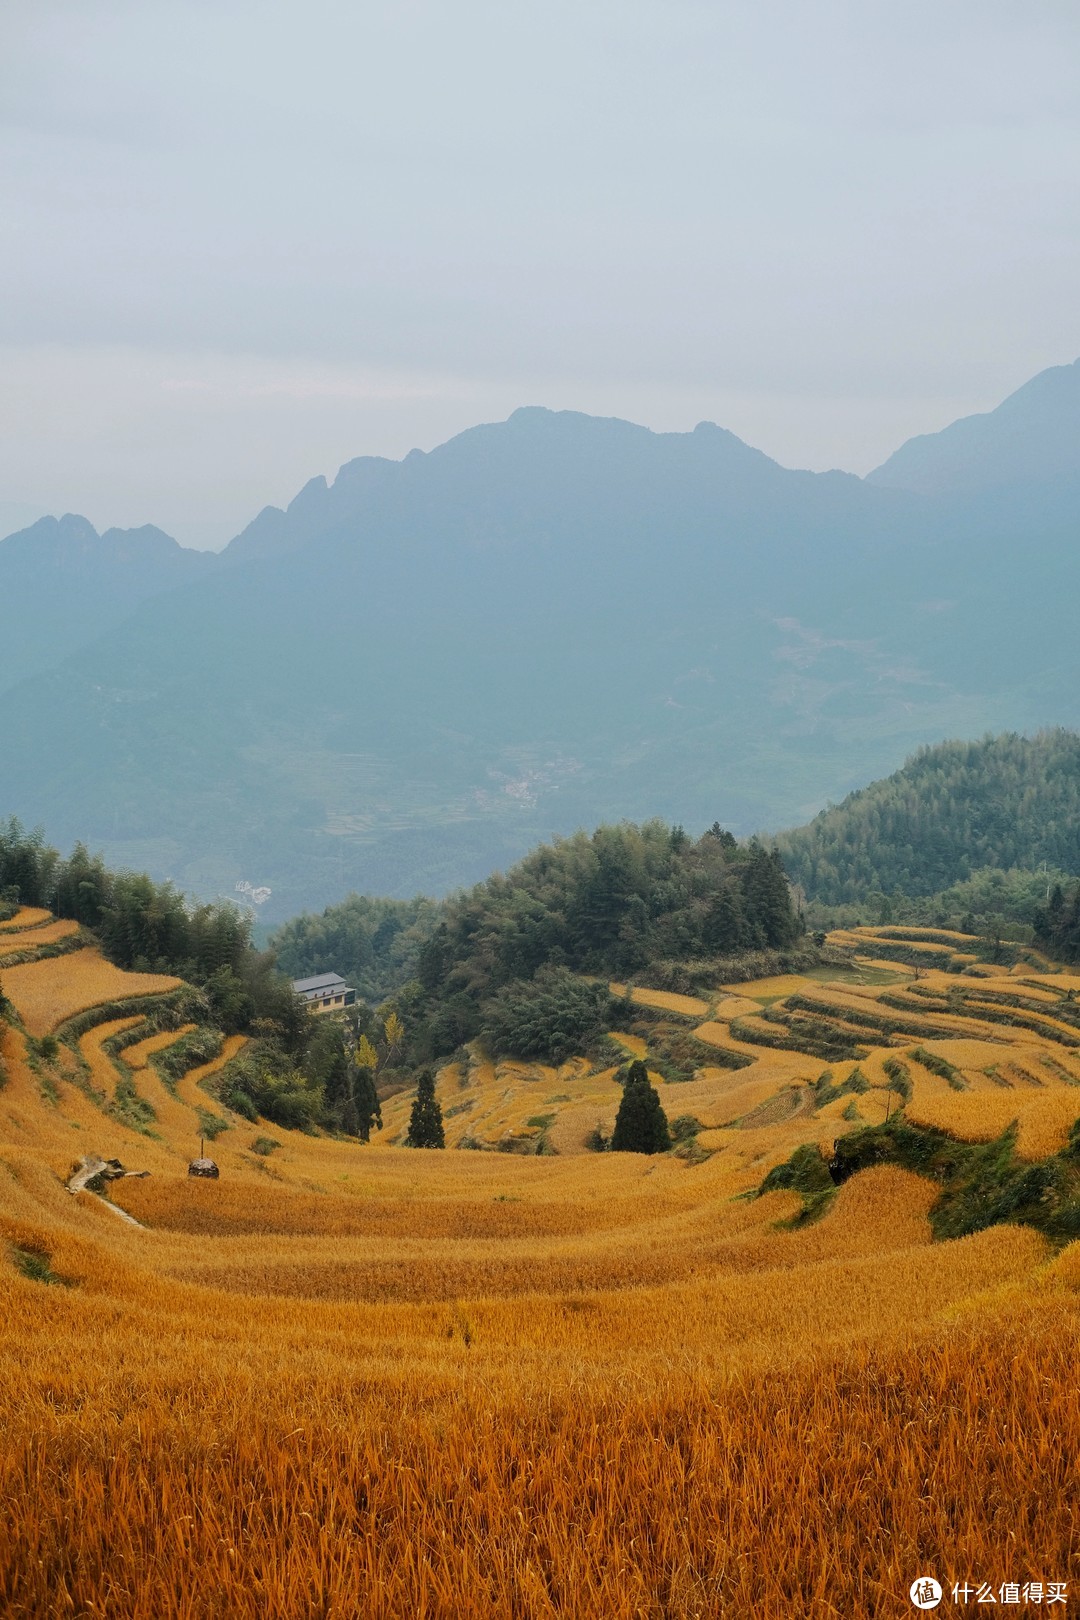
top-left (3, 0), bottom-right (1079, 547)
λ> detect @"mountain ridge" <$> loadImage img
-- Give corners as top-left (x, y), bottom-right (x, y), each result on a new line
top-left (3, 363), bottom-right (1080, 919)
top-left (0, 513), bottom-right (214, 695)
top-left (868, 357), bottom-right (1080, 495)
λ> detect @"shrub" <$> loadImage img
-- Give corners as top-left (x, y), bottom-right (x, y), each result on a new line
top-left (196, 1109), bottom-right (229, 1142)
top-left (483, 969), bottom-right (616, 1065)
top-left (214, 1043), bottom-right (324, 1132)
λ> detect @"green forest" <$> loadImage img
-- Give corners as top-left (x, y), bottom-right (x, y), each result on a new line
top-left (778, 731), bottom-right (1080, 905)
top-left (270, 894), bottom-right (439, 1005)
top-left (393, 821), bottom-right (802, 1063)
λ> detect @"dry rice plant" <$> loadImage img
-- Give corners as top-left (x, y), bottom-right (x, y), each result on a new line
top-left (906, 1081), bottom-right (1080, 1159)
top-left (0, 907), bottom-right (52, 932)
top-left (1, 947), bottom-right (181, 1034)
top-left (0, 919), bottom-right (80, 958)
top-left (77, 1017), bottom-right (145, 1099)
top-left (2, 919), bottom-right (1079, 1618)
top-left (610, 983), bottom-right (712, 1018)
top-left (719, 973), bottom-right (813, 1000)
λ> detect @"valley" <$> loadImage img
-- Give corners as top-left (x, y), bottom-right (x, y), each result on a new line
top-left (5, 363), bottom-right (1080, 915)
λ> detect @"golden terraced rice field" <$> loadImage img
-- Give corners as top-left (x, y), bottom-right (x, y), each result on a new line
top-left (0, 921), bottom-right (1078, 1617)
top-left (1, 945), bottom-right (181, 1035)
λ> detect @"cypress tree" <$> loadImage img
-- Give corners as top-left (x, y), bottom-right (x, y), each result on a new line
top-left (354, 1064), bottom-right (382, 1143)
top-left (405, 1067), bottom-right (445, 1148)
top-left (611, 1060), bottom-right (671, 1154)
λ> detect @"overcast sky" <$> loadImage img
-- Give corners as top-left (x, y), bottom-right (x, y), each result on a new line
top-left (2, 0), bottom-right (1079, 548)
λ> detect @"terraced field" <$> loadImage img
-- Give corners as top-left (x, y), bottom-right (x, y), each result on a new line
top-left (369, 927), bottom-right (1080, 1167)
top-left (1, 916), bottom-right (1078, 1617)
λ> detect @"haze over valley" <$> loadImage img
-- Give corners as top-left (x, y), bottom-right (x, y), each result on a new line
top-left (3, 359), bottom-right (1080, 918)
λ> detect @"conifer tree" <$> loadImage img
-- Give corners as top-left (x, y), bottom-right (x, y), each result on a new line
top-left (405, 1067), bottom-right (445, 1148)
top-left (611, 1060), bottom-right (671, 1154)
top-left (353, 1063), bottom-right (382, 1143)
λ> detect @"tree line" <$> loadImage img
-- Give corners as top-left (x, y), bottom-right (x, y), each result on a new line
top-left (270, 893), bottom-right (439, 1006)
top-left (1034, 883), bottom-right (1080, 964)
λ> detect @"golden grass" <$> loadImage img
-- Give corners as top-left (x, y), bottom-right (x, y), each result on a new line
top-left (0, 918), bottom-right (80, 957)
top-left (712, 993), bottom-right (765, 1019)
top-left (610, 983), bottom-right (712, 1017)
top-left (720, 973), bottom-right (812, 999)
top-left (77, 1016), bottom-right (145, 1099)
top-left (1, 947), bottom-right (181, 1034)
top-left (0, 906), bottom-right (52, 931)
top-left (2, 922), bottom-right (1080, 1615)
top-left (0, 1133), bottom-right (1071, 1618)
top-left (610, 1031), bottom-right (648, 1057)
top-left (907, 1081), bottom-right (1080, 1159)
top-left (856, 924), bottom-right (977, 942)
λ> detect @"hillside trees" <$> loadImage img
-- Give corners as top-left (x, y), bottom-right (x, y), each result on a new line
top-left (410, 820), bottom-right (801, 1062)
top-left (1035, 881), bottom-right (1080, 963)
top-left (778, 731), bottom-right (1080, 904)
top-left (270, 895), bottom-right (439, 1004)
top-left (483, 969), bottom-right (616, 1065)
top-left (0, 819), bottom-right (257, 982)
top-left (351, 1054), bottom-right (382, 1143)
top-left (0, 819), bottom-right (57, 907)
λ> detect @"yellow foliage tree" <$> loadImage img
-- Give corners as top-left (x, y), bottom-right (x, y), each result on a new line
top-left (355, 1034), bottom-right (378, 1071)
top-left (383, 1011), bottom-right (404, 1064)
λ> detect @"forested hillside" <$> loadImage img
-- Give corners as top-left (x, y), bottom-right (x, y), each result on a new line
top-left (397, 821), bottom-right (803, 1062)
top-left (777, 731), bottom-right (1080, 905)
top-left (270, 895), bottom-right (439, 1005)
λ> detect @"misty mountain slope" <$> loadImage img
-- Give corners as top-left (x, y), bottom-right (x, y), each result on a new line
top-left (226, 407), bottom-right (910, 575)
top-left (0, 514), bottom-right (215, 694)
top-left (0, 410), bottom-right (951, 914)
top-left (3, 381), bottom-right (1080, 919)
top-left (868, 358), bottom-right (1080, 497)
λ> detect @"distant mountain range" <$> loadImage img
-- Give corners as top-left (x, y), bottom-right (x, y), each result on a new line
top-left (2, 360), bottom-right (1079, 922)
top-left (0, 514), bottom-right (213, 695)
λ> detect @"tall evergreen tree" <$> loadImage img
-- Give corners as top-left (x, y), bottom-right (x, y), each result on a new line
top-left (611, 1060), bottom-right (671, 1154)
top-left (405, 1067), bottom-right (445, 1148)
top-left (353, 1063), bottom-right (382, 1143)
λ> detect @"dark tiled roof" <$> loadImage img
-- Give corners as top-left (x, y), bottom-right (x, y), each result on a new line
top-left (291, 972), bottom-right (348, 994)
